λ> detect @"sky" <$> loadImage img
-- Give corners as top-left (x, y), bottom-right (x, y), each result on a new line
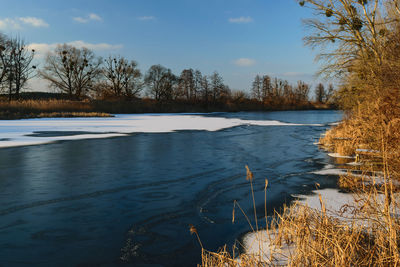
top-left (0, 0), bottom-right (323, 93)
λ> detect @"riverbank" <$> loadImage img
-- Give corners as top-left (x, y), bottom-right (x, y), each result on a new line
top-left (0, 95), bottom-right (335, 120)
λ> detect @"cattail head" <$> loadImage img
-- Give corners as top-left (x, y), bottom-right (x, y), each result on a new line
top-left (245, 165), bottom-right (253, 181)
top-left (189, 224), bottom-right (197, 235)
top-left (315, 182), bottom-right (320, 189)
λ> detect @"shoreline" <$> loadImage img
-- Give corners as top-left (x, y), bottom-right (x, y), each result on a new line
top-left (0, 107), bottom-right (337, 120)
top-left (0, 107), bottom-right (338, 120)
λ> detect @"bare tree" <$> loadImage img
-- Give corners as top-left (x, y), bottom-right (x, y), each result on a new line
top-left (262, 75), bottom-right (272, 100)
top-left (325, 83), bottom-right (335, 102)
top-left (272, 78), bottom-right (284, 99)
top-left (294, 80), bottom-right (310, 102)
top-left (315, 83), bottom-right (325, 102)
top-left (6, 36), bottom-right (36, 99)
top-left (145, 64), bottom-right (177, 101)
top-left (193, 69), bottom-right (202, 101)
top-left (103, 55), bottom-right (142, 98)
top-left (210, 71), bottom-right (224, 103)
top-left (178, 69), bottom-right (195, 100)
top-left (251, 74), bottom-right (262, 101)
top-left (282, 81), bottom-right (292, 100)
top-left (0, 33), bottom-right (11, 93)
top-left (200, 75), bottom-right (210, 104)
top-left (40, 44), bottom-right (102, 98)
top-left (159, 69), bottom-right (177, 101)
top-left (145, 64), bottom-right (167, 100)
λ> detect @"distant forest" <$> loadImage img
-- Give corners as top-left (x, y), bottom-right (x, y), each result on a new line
top-left (0, 32), bottom-right (335, 114)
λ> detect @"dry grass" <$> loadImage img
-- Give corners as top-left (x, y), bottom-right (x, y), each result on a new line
top-left (0, 99), bottom-right (108, 119)
top-left (319, 120), bottom-right (359, 156)
top-left (268, 195), bottom-right (400, 266)
top-left (0, 97), bottom-right (335, 120)
top-left (201, 247), bottom-right (262, 267)
top-left (0, 99), bottom-right (92, 112)
top-left (199, 166), bottom-right (400, 266)
top-left (35, 112), bottom-right (112, 118)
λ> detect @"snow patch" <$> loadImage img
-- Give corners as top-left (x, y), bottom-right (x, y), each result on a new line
top-left (311, 164), bottom-right (400, 187)
top-left (312, 164), bottom-right (348, 176)
top-left (293, 188), bottom-right (357, 219)
top-left (328, 153), bottom-right (355, 159)
top-left (242, 230), bottom-right (292, 266)
top-left (347, 161), bottom-right (363, 166)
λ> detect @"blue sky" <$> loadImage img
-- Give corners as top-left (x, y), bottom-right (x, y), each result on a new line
top-left (0, 0), bottom-right (322, 93)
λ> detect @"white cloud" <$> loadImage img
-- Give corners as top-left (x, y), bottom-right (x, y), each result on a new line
top-left (229, 16), bottom-right (253, 24)
top-left (73, 13), bottom-right (102, 23)
top-left (89, 13), bottom-right (102, 21)
top-left (0, 17), bottom-right (48, 30)
top-left (68, 40), bottom-right (122, 50)
top-left (18, 17), bottom-right (49, 28)
top-left (137, 16), bottom-right (156, 21)
top-left (28, 41), bottom-right (123, 58)
top-left (234, 58), bottom-right (256, 67)
top-left (27, 43), bottom-right (56, 58)
top-left (73, 17), bottom-right (88, 23)
top-left (0, 18), bottom-right (21, 30)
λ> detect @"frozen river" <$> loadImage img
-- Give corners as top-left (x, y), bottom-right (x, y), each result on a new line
top-left (0, 111), bottom-right (342, 266)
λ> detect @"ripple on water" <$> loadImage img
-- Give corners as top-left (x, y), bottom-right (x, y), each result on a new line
top-left (31, 228), bottom-right (80, 242)
top-left (140, 191), bottom-right (173, 201)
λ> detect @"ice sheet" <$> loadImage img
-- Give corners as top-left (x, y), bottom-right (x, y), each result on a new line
top-left (0, 114), bottom-right (320, 148)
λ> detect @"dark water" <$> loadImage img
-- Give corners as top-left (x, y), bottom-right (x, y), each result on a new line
top-left (0, 111), bottom-right (342, 266)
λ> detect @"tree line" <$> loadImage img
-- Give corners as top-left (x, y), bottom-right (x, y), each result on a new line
top-left (0, 32), bottom-right (334, 106)
top-left (251, 74), bottom-right (334, 104)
